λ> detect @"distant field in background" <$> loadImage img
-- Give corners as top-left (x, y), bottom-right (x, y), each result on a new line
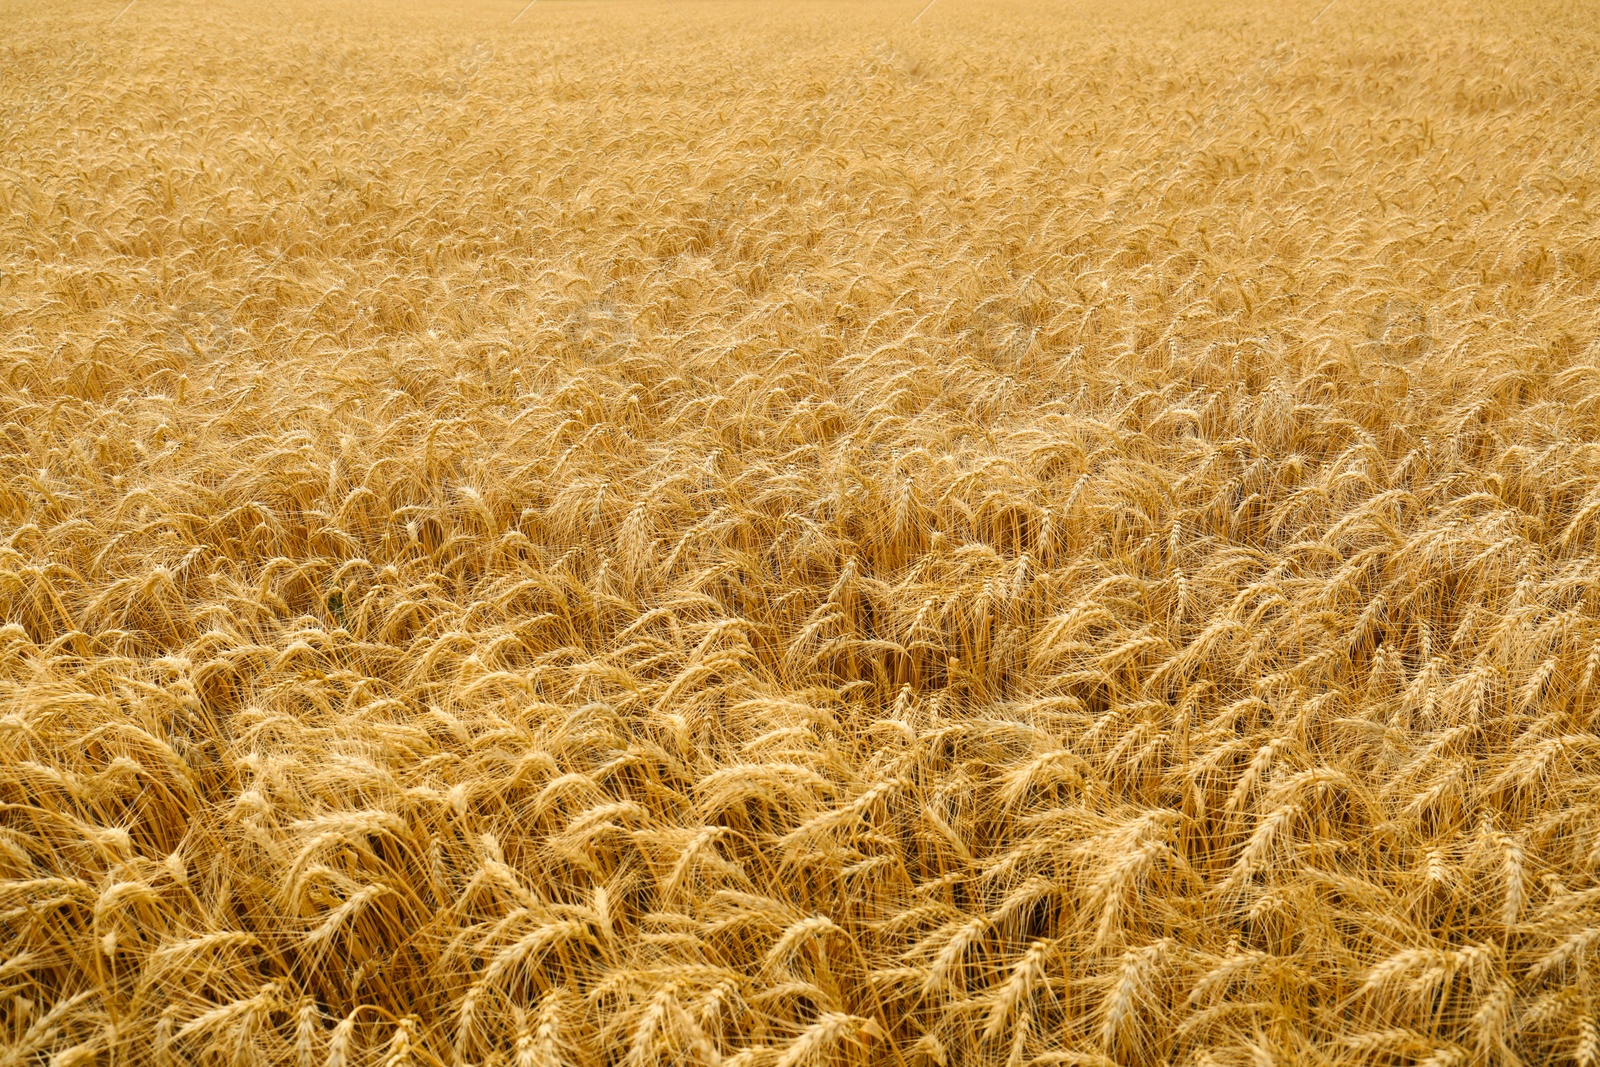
top-left (4, 0), bottom-right (1600, 1063)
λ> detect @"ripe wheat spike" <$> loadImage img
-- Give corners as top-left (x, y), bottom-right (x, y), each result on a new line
top-left (6, 0), bottom-right (1600, 1063)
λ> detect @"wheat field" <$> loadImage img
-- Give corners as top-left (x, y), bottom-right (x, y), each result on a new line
top-left (4, 0), bottom-right (1600, 1063)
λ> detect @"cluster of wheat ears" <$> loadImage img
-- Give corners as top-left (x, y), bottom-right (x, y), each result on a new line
top-left (4, 0), bottom-right (1600, 1063)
